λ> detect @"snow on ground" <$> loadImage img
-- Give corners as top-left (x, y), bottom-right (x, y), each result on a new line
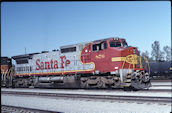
top-left (1, 94), bottom-right (171, 113)
top-left (149, 86), bottom-right (171, 90)
top-left (1, 88), bottom-right (171, 97)
top-left (151, 82), bottom-right (171, 86)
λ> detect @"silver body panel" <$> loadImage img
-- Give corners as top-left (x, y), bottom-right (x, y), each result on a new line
top-left (14, 43), bottom-right (95, 75)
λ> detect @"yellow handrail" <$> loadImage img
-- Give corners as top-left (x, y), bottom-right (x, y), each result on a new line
top-left (139, 56), bottom-right (143, 68)
top-left (7, 67), bottom-right (14, 80)
top-left (121, 57), bottom-right (127, 69)
top-left (144, 57), bottom-right (150, 74)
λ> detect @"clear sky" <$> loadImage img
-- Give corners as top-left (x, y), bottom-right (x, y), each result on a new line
top-left (1, 1), bottom-right (171, 58)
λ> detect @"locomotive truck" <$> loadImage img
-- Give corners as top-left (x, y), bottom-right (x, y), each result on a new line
top-left (1, 37), bottom-right (151, 90)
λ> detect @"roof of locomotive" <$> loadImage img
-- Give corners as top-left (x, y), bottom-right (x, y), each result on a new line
top-left (1, 57), bottom-right (11, 64)
top-left (93, 37), bottom-right (126, 44)
top-left (11, 37), bottom-right (125, 60)
top-left (1, 56), bottom-right (9, 59)
top-left (12, 52), bottom-right (40, 60)
top-left (60, 37), bottom-right (125, 48)
top-left (60, 42), bottom-right (88, 49)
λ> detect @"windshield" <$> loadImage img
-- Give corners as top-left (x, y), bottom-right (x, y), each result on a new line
top-left (109, 41), bottom-right (121, 47)
top-left (122, 41), bottom-right (128, 47)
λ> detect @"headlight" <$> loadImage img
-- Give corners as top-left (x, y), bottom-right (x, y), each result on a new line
top-left (114, 67), bottom-right (118, 69)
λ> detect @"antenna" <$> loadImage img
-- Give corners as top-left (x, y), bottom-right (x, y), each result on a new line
top-left (25, 47), bottom-right (26, 54)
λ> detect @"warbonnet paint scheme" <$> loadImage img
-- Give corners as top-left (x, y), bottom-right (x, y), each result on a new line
top-left (3, 37), bottom-right (152, 90)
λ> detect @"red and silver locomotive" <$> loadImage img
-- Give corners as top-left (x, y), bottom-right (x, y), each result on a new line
top-left (6, 37), bottom-right (151, 90)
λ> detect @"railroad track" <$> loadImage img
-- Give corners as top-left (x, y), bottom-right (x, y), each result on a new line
top-left (151, 79), bottom-right (171, 82)
top-left (3, 87), bottom-right (171, 92)
top-left (141, 89), bottom-right (171, 92)
top-left (2, 90), bottom-right (171, 103)
top-left (152, 85), bottom-right (171, 87)
top-left (1, 105), bottom-right (60, 113)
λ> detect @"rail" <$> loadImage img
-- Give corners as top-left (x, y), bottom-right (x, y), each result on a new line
top-left (2, 91), bottom-right (171, 103)
top-left (1, 105), bottom-right (58, 113)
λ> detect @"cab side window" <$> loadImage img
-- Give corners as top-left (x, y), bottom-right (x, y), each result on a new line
top-left (93, 44), bottom-right (102, 51)
top-left (92, 42), bottom-right (107, 52)
top-left (93, 44), bottom-right (98, 51)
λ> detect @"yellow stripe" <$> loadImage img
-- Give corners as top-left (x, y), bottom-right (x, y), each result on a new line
top-left (111, 57), bottom-right (126, 62)
top-left (1, 72), bottom-right (8, 74)
top-left (112, 54), bottom-right (138, 64)
top-left (15, 69), bottom-right (93, 76)
top-left (170, 67), bottom-right (172, 70)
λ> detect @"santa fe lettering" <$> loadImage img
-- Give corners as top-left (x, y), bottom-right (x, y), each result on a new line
top-left (36, 56), bottom-right (70, 70)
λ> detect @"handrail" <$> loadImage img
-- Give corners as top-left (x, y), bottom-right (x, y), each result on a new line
top-left (144, 57), bottom-right (150, 74)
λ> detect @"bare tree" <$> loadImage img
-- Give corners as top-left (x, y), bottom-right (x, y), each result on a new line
top-left (141, 51), bottom-right (151, 66)
top-left (151, 41), bottom-right (164, 61)
top-left (141, 50), bottom-right (149, 59)
top-left (159, 51), bottom-right (165, 61)
top-left (140, 51), bottom-right (148, 67)
top-left (163, 45), bottom-right (171, 61)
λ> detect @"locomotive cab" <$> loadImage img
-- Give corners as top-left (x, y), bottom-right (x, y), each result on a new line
top-left (108, 38), bottom-right (151, 89)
